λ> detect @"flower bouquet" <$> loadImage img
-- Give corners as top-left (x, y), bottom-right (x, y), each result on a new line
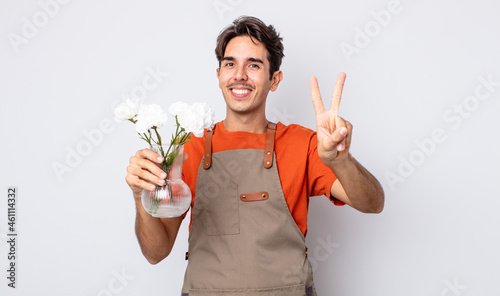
top-left (114, 98), bottom-right (215, 217)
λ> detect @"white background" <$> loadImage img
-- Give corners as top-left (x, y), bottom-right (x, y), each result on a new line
top-left (1, 0), bottom-right (499, 295)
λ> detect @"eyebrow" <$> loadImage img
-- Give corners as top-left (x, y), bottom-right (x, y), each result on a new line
top-left (221, 56), bottom-right (264, 64)
top-left (248, 57), bottom-right (264, 64)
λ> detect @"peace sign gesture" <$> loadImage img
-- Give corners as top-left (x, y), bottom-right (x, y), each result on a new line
top-left (310, 72), bottom-right (353, 165)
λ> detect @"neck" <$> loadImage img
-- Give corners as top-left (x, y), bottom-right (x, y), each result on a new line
top-left (223, 113), bottom-right (269, 133)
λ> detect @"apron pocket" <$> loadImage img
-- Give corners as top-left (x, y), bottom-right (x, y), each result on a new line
top-left (205, 182), bottom-right (239, 236)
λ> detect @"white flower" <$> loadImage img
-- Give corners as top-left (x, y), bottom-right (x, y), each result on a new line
top-left (169, 102), bottom-right (190, 116)
top-left (135, 104), bottom-right (168, 134)
top-left (175, 102), bottom-right (215, 137)
top-left (192, 102), bottom-right (215, 131)
top-left (114, 98), bottom-right (141, 122)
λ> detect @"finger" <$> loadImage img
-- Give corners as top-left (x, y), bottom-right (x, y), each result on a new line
top-left (127, 164), bottom-right (165, 188)
top-left (323, 126), bottom-right (347, 149)
top-left (132, 156), bottom-right (167, 179)
top-left (331, 72), bottom-right (346, 116)
top-left (138, 158), bottom-right (167, 180)
top-left (342, 121), bottom-right (353, 151)
top-left (136, 148), bottom-right (164, 163)
top-left (332, 117), bottom-right (348, 151)
top-left (337, 138), bottom-right (346, 152)
top-left (335, 118), bottom-right (351, 152)
top-left (126, 173), bottom-right (158, 192)
top-left (310, 76), bottom-right (325, 114)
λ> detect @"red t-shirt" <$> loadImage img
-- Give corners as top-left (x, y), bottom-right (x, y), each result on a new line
top-left (182, 121), bottom-right (344, 236)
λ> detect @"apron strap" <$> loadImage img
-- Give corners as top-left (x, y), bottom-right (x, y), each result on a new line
top-left (264, 123), bottom-right (277, 169)
top-left (203, 128), bottom-right (214, 170)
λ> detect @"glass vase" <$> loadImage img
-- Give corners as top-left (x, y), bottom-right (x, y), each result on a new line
top-left (141, 144), bottom-right (191, 218)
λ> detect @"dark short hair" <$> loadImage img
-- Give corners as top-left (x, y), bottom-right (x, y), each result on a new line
top-left (215, 16), bottom-right (284, 80)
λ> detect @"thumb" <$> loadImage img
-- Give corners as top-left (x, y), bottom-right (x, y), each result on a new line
top-left (328, 126), bottom-right (347, 147)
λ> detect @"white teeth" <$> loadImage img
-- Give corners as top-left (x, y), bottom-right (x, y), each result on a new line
top-left (232, 89), bottom-right (250, 95)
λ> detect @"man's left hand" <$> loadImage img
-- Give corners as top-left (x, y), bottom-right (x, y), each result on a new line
top-left (310, 72), bottom-right (353, 166)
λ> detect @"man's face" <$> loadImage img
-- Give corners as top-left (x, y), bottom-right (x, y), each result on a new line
top-left (217, 35), bottom-right (282, 116)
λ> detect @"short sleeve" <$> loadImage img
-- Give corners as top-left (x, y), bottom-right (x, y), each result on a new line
top-left (307, 134), bottom-right (345, 206)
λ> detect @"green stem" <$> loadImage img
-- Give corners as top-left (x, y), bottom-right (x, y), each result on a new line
top-left (153, 127), bottom-right (165, 158)
top-left (165, 116), bottom-right (181, 158)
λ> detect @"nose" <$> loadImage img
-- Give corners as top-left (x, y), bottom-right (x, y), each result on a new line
top-left (234, 66), bottom-right (248, 81)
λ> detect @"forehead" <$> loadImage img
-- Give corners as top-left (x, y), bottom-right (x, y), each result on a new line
top-left (224, 35), bottom-right (269, 62)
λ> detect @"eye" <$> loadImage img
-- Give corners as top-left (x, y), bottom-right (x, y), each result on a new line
top-left (249, 64), bottom-right (260, 69)
top-left (224, 62), bottom-right (234, 67)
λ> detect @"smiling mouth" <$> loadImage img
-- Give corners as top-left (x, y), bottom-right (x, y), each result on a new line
top-left (228, 83), bottom-right (255, 97)
top-left (231, 88), bottom-right (251, 95)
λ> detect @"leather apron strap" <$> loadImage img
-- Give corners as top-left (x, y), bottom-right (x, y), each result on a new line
top-left (264, 123), bottom-right (276, 168)
top-left (203, 128), bottom-right (213, 170)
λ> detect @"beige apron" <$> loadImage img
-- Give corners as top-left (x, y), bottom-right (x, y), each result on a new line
top-left (181, 123), bottom-right (316, 296)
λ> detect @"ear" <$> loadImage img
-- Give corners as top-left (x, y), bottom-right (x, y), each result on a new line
top-left (270, 70), bottom-right (283, 92)
top-left (216, 68), bottom-right (222, 89)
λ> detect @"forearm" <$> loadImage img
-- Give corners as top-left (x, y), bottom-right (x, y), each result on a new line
top-left (329, 154), bottom-right (384, 213)
top-left (134, 197), bottom-right (182, 264)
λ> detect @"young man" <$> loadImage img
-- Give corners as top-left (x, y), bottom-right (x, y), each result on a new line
top-left (126, 16), bottom-right (384, 296)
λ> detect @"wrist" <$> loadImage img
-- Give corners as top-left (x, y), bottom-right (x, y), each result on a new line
top-left (328, 153), bottom-right (354, 171)
top-left (133, 192), bottom-right (143, 205)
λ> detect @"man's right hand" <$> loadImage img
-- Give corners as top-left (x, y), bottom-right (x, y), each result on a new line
top-left (127, 148), bottom-right (185, 264)
top-left (126, 149), bottom-right (166, 200)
